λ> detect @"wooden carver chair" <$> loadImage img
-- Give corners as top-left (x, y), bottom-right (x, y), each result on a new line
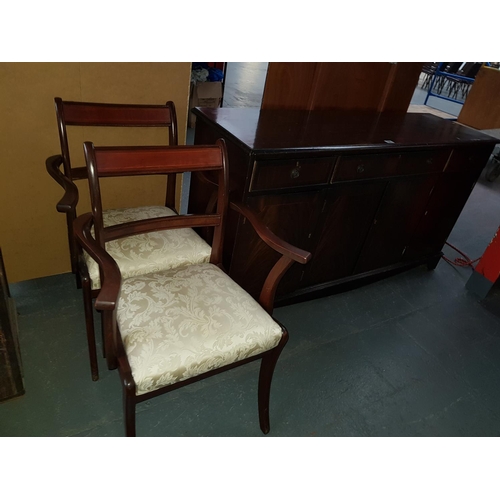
top-left (73, 139), bottom-right (312, 436)
top-left (46, 98), bottom-right (179, 280)
top-left (46, 98), bottom-right (212, 382)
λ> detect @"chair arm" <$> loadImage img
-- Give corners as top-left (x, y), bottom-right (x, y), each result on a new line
top-left (73, 213), bottom-right (121, 311)
top-left (229, 201), bottom-right (312, 314)
top-left (45, 155), bottom-right (79, 213)
top-left (229, 201), bottom-right (312, 264)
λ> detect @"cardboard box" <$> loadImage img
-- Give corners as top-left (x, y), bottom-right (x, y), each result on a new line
top-left (189, 81), bottom-right (223, 128)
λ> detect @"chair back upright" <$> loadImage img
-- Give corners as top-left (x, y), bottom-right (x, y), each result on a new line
top-left (83, 139), bottom-right (229, 267)
top-left (51, 98), bottom-right (179, 277)
top-left (54, 98), bottom-right (178, 207)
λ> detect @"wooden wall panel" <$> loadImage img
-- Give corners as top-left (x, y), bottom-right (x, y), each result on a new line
top-left (458, 66), bottom-right (500, 129)
top-left (261, 62), bottom-right (422, 113)
top-left (311, 62), bottom-right (392, 110)
top-left (0, 63), bottom-right (191, 282)
top-left (261, 62), bottom-right (319, 110)
top-left (379, 62), bottom-right (423, 112)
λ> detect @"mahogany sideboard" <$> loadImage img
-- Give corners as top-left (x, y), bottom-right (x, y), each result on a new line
top-left (189, 107), bottom-right (498, 305)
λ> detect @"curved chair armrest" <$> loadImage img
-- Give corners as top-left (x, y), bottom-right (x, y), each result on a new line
top-left (229, 201), bottom-right (312, 314)
top-left (229, 201), bottom-right (312, 264)
top-left (45, 155), bottom-right (79, 213)
top-left (73, 213), bottom-right (121, 311)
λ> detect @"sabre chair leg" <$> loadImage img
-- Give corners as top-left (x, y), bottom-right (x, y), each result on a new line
top-left (258, 331), bottom-right (289, 435)
top-left (124, 388), bottom-right (137, 437)
top-left (82, 275), bottom-right (99, 381)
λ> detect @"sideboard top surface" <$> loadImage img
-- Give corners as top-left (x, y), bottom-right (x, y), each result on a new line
top-left (193, 107), bottom-right (498, 155)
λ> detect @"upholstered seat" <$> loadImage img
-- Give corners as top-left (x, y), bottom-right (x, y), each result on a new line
top-left (84, 206), bottom-right (211, 290)
top-left (117, 263), bottom-right (283, 396)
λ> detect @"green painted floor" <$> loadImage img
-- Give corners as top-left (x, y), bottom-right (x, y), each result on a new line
top-left (2, 171), bottom-right (500, 436)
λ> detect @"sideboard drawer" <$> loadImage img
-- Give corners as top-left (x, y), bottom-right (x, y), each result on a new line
top-left (332, 149), bottom-right (450, 182)
top-left (250, 158), bottom-right (336, 192)
top-left (445, 147), bottom-right (493, 173)
top-left (399, 149), bottom-right (451, 173)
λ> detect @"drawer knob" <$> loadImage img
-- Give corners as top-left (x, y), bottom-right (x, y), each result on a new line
top-left (357, 165), bottom-right (365, 174)
top-left (426, 158), bottom-right (433, 165)
top-left (290, 168), bottom-right (301, 179)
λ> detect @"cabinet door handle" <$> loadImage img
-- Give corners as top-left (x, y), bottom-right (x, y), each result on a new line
top-left (290, 168), bottom-right (301, 179)
top-left (357, 165), bottom-right (365, 174)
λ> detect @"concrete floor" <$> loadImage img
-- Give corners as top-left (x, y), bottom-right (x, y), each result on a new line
top-left (411, 77), bottom-right (464, 117)
top-left (222, 62), bottom-right (268, 108)
top-left (2, 63), bottom-right (500, 437)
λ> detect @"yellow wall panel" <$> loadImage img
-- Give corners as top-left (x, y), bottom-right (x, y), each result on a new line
top-left (0, 62), bottom-right (191, 282)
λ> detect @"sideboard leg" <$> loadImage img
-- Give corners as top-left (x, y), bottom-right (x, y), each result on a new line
top-left (427, 254), bottom-right (442, 271)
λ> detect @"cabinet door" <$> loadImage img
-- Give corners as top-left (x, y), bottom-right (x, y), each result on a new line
top-left (404, 146), bottom-right (493, 261)
top-left (354, 175), bottom-right (438, 274)
top-left (228, 191), bottom-right (324, 299)
top-left (301, 182), bottom-right (386, 287)
top-left (404, 171), bottom-right (479, 261)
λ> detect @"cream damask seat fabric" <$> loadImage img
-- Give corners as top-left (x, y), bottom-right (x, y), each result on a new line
top-left (117, 263), bottom-right (284, 396)
top-left (84, 206), bottom-right (212, 290)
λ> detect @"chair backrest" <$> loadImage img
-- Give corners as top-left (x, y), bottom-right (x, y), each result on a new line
top-left (83, 139), bottom-right (228, 265)
top-left (458, 62), bottom-right (475, 76)
top-left (54, 97), bottom-right (178, 207)
top-left (442, 62), bottom-right (462, 75)
top-left (466, 63), bottom-right (483, 80)
top-left (422, 62), bottom-right (437, 72)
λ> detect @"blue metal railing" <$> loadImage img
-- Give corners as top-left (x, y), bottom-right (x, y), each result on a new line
top-left (424, 62), bottom-right (489, 108)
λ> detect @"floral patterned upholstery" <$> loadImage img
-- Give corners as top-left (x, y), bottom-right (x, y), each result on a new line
top-left (84, 206), bottom-right (212, 290)
top-left (116, 263), bottom-right (284, 396)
